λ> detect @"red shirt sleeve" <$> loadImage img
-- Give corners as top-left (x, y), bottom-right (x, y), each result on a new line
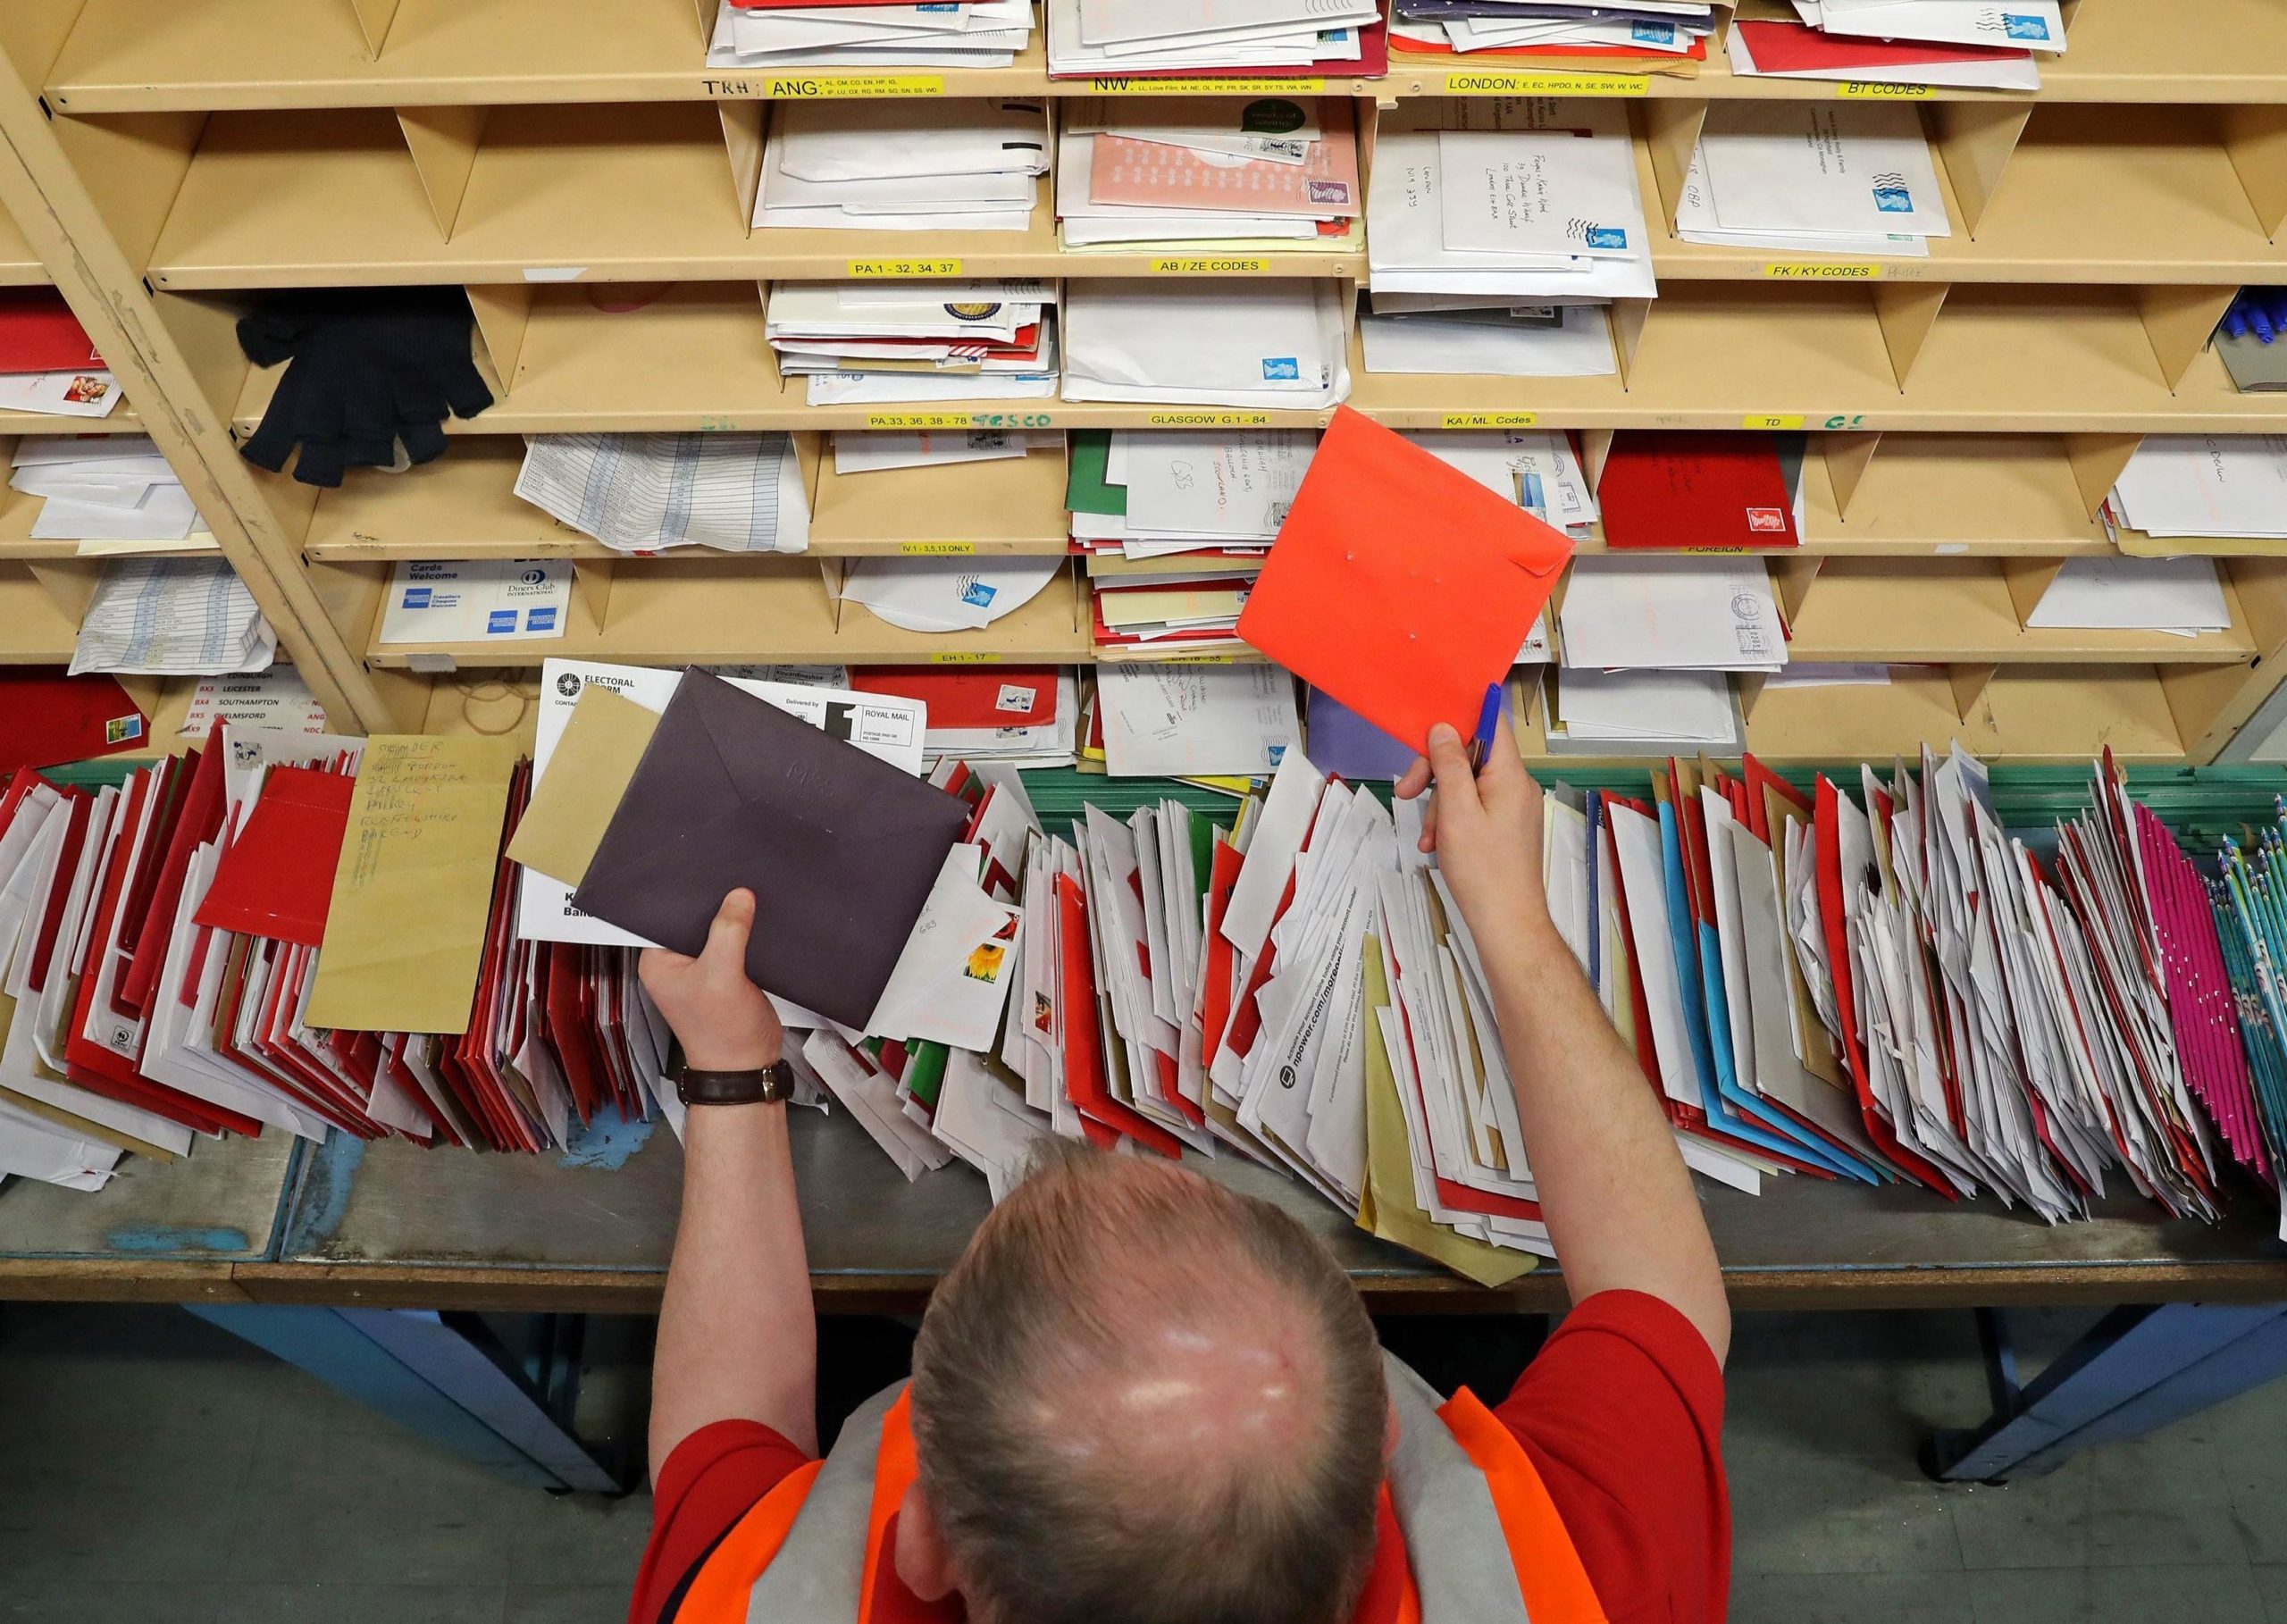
top-left (626, 1422), bottom-right (816, 1624)
top-left (1494, 1290), bottom-right (1730, 1624)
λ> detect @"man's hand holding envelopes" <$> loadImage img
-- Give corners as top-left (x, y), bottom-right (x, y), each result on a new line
top-left (1236, 406), bottom-right (1575, 750)
top-left (571, 670), bottom-right (971, 1030)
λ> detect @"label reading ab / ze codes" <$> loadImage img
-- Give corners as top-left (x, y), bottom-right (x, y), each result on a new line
top-left (1091, 76), bottom-right (1326, 95)
top-left (1764, 263), bottom-right (1884, 281)
top-left (723, 73), bottom-right (943, 98)
top-left (1145, 411), bottom-right (1273, 427)
top-left (1442, 411), bottom-right (1539, 429)
top-left (850, 258), bottom-right (962, 279)
top-left (1151, 256), bottom-right (1272, 274)
top-left (1445, 71), bottom-right (1647, 96)
top-left (1837, 81), bottom-right (1938, 99)
top-left (1742, 414), bottom-right (1806, 431)
top-left (899, 542), bottom-right (977, 556)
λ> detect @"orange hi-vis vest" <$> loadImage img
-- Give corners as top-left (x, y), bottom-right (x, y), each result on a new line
top-left (672, 1354), bottom-right (1609, 1624)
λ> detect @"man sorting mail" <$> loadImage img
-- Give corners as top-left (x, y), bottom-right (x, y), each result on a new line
top-left (625, 717), bottom-right (1731, 1624)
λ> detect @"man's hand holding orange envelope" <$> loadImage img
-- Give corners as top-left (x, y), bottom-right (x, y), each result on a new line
top-left (1235, 406), bottom-right (1575, 752)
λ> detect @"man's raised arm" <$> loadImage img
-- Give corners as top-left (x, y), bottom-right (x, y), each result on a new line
top-left (640, 889), bottom-right (819, 1478)
top-left (1398, 722), bottom-right (1730, 1365)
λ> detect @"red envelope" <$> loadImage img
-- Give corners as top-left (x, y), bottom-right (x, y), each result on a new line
top-left (0, 670), bottom-right (147, 776)
top-left (194, 766), bottom-right (355, 948)
top-left (850, 666), bottom-right (1060, 730)
top-left (1236, 406), bottom-right (1573, 753)
top-left (0, 291), bottom-right (104, 373)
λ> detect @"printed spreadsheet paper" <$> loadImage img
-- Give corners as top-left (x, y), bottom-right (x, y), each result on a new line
top-left (69, 557), bottom-right (275, 676)
top-left (514, 433), bottom-right (812, 555)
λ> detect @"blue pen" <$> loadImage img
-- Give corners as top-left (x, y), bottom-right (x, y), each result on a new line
top-left (1467, 681), bottom-right (1503, 774)
top-left (2253, 298), bottom-right (2279, 345)
top-left (2226, 300), bottom-right (2251, 340)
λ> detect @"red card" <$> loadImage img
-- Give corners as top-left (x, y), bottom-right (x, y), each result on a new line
top-left (194, 766), bottom-right (354, 948)
top-left (1236, 406), bottom-right (1572, 753)
top-left (1598, 432), bottom-right (1801, 551)
top-left (0, 670), bottom-right (147, 775)
top-left (0, 291), bottom-right (104, 374)
top-left (850, 666), bottom-right (1060, 730)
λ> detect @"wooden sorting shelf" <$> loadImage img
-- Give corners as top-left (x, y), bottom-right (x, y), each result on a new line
top-left (0, 406), bottom-right (143, 435)
top-left (361, 555), bottom-right (1090, 667)
top-left (37, 0), bottom-right (2287, 108)
top-left (139, 104), bottom-right (1360, 289)
top-left (298, 434), bottom-right (1073, 559)
top-left (1730, 666), bottom-right (2203, 764)
top-left (215, 282), bottom-right (2287, 439)
top-left (1783, 557), bottom-right (2259, 664)
top-left (1650, 106), bottom-right (2287, 286)
top-left (121, 99), bottom-right (2282, 291)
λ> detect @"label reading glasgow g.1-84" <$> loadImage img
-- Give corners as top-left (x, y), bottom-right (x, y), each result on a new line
top-left (1144, 411), bottom-right (1274, 428)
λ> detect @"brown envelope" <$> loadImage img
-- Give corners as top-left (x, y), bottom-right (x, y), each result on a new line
top-left (571, 670), bottom-right (971, 1030)
top-left (305, 735), bottom-right (518, 1036)
top-left (506, 685), bottom-right (659, 889)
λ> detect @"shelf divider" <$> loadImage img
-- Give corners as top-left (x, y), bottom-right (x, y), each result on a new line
top-left (350, 0), bottom-right (403, 58)
top-left (2224, 104), bottom-right (2287, 239)
top-left (2061, 431), bottom-right (2142, 519)
top-left (1872, 282), bottom-right (1949, 391)
top-left (2137, 284), bottom-right (2240, 390)
top-left (1925, 102), bottom-right (2031, 239)
top-left (467, 283), bottom-right (533, 387)
top-left (1949, 663), bottom-right (1998, 721)
top-left (1820, 431), bottom-right (1883, 521)
top-left (398, 105), bottom-right (487, 239)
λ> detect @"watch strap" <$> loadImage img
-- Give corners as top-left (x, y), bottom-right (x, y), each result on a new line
top-left (676, 1059), bottom-right (797, 1107)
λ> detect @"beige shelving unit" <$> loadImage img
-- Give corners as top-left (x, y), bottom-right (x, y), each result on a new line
top-left (2, 0), bottom-right (2283, 763)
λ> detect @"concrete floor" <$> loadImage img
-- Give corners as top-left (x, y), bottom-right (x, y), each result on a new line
top-left (3, 1302), bottom-right (2285, 1622)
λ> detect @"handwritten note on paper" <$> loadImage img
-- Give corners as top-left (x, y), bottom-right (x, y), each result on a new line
top-left (304, 736), bottom-right (517, 1036)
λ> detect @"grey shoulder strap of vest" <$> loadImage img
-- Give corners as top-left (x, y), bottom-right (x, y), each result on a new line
top-left (1382, 1352), bottom-right (1536, 1624)
top-left (743, 1381), bottom-right (907, 1624)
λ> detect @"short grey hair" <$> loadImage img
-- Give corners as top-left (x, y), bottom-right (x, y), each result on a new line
top-left (909, 1142), bottom-right (1387, 1624)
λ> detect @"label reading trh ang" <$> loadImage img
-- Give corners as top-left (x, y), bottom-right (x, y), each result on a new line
top-left (745, 73), bottom-right (945, 98)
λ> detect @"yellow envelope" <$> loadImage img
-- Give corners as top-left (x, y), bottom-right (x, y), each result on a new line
top-left (305, 735), bottom-right (517, 1036)
top-left (1356, 937), bottom-right (1537, 1290)
top-left (505, 685), bottom-right (659, 888)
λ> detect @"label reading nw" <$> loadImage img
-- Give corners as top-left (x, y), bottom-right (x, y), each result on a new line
top-left (850, 258), bottom-right (962, 279)
top-left (1091, 76), bottom-right (1326, 95)
top-left (1445, 71), bottom-right (1648, 96)
top-left (1763, 262), bottom-right (1883, 280)
top-left (1442, 411), bottom-right (1539, 429)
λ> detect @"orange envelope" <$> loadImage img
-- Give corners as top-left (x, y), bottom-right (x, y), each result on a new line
top-left (1234, 406), bottom-right (1573, 753)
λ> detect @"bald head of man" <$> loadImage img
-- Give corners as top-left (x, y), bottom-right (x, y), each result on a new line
top-left (899, 1143), bottom-right (1389, 1624)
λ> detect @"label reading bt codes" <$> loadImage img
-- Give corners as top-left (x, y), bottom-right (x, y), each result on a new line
top-left (1442, 411), bottom-right (1539, 429)
top-left (849, 258), bottom-right (962, 279)
top-left (1837, 81), bottom-right (1937, 98)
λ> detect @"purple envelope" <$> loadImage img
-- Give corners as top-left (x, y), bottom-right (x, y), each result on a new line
top-left (1305, 687), bottom-right (1420, 782)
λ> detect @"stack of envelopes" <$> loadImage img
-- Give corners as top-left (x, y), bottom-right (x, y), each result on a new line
top-left (1061, 280), bottom-right (1350, 409)
top-left (1677, 102), bottom-right (1952, 260)
top-left (1046, 0), bottom-right (1386, 79)
top-left (755, 100), bottom-right (1049, 233)
top-left (1390, 0), bottom-right (1721, 67)
top-left (1056, 96), bottom-right (1362, 252)
top-left (767, 280), bottom-right (1060, 407)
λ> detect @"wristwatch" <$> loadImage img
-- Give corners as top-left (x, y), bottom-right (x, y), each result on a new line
top-left (674, 1058), bottom-right (798, 1108)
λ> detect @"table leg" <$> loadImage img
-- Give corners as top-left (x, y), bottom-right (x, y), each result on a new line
top-left (1924, 1302), bottom-right (2287, 1484)
top-left (186, 1303), bottom-right (623, 1494)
